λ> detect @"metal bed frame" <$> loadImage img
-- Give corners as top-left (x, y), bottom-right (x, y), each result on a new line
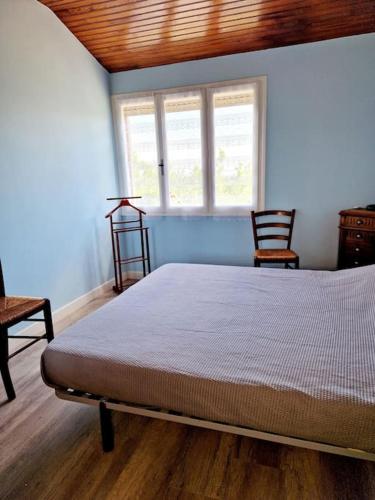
top-left (56, 388), bottom-right (375, 461)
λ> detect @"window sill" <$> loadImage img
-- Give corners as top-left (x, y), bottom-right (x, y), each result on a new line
top-left (122, 209), bottom-right (254, 218)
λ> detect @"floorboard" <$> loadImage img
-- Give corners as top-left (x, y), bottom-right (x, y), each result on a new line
top-left (1, 288), bottom-right (375, 499)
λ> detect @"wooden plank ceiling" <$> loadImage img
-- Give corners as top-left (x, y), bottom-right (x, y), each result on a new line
top-left (39, 0), bottom-right (375, 73)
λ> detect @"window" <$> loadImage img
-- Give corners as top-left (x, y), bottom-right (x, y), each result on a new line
top-left (122, 97), bottom-right (160, 207)
top-left (113, 77), bottom-right (266, 215)
top-left (163, 91), bottom-right (204, 208)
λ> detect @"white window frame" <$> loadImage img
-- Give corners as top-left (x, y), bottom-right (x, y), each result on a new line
top-left (112, 76), bottom-right (266, 216)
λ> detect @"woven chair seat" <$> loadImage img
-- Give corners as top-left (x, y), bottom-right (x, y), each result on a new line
top-left (254, 249), bottom-right (298, 261)
top-left (0, 296), bottom-right (46, 327)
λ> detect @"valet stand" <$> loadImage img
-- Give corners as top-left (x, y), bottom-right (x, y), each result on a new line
top-left (105, 197), bottom-right (151, 293)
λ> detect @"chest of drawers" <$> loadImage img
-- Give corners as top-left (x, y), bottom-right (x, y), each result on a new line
top-left (338, 209), bottom-right (375, 270)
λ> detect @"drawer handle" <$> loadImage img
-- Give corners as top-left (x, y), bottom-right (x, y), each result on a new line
top-left (354, 261), bottom-right (359, 266)
top-left (356, 219), bottom-right (364, 225)
top-left (355, 247), bottom-right (360, 252)
top-left (356, 233), bottom-right (362, 239)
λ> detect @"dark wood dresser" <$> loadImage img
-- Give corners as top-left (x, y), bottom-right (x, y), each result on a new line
top-left (338, 209), bottom-right (375, 269)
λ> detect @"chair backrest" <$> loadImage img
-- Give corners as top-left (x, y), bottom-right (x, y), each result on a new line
top-left (251, 209), bottom-right (296, 250)
top-left (0, 260), bottom-right (5, 297)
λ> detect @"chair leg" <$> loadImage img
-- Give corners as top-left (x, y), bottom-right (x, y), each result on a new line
top-left (295, 257), bottom-right (300, 269)
top-left (0, 327), bottom-right (15, 401)
top-left (43, 300), bottom-right (54, 343)
top-left (254, 259), bottom-right (261, 268)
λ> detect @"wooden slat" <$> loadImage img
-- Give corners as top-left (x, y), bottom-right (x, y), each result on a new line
top-left (105, 22), bottom-right (375, 71)
top-left (48, 0), bottom-right (373, 37)
top-left (65, 0), bottom-right (301, 34)
top-left (256, 223), bottom-right (291, 229)
top-left (53, 0), bottom-right (240, 23)
top-left (74, 2), bottom-right (311, 47)
top-left (107, 24), bottom-right (375, 71)
top-left (254, 210), bottom-right (294, 217)
top-left (42, 0), bottom-right (179, 10)
top-left (81, 0), bottom-right (352, 49)
top-left (39, 0), bottom-right (375, 72)
top-left (97, 16), bottom-right (375, 64)
top-left (257, 234), bottom-right (290, 241)
top-left (66, 0), bottom-right (314, 32)
top-left (89, 5), bottom-right (371, 54)
top-left (78, 1), bottom-right (323, 47)
top-left (81, 5), bottom-right (375, 57)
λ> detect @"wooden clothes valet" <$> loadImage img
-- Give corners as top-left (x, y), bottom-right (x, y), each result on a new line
top-left (106, 197), bottom-right (151, 293)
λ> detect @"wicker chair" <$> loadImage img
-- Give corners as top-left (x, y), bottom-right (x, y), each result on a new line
top-left (0, 260), bottom-right (54, 401)
top-left (251, 209), bottom-right (299, 269)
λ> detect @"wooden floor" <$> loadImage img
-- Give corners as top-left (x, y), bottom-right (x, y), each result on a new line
top-left (1, 290), bottom-right (375, 500)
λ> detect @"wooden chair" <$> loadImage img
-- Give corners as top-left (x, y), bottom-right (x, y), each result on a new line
top-left (251, 209), bottom-right (299, 269)
top-left (0, 260), bottom-right (54, 401)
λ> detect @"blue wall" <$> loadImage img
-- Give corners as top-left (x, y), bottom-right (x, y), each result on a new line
top-left (0, 0), bottom-right (373, 313)
top-left (0, 0), bottom-right (118, 310)
top-left (111, 34), bottom-right (375, 270)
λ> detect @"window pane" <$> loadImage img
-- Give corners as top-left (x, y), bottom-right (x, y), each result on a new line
top-left (123, 98), bottom-right (160, 207)
top-left (163, 92), bottom-right (204, 207)
top-left (213, 85), bottom-right (255, 207)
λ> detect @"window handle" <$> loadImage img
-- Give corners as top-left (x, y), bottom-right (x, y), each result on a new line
top-left (158, 159), bottom-right (165, 176)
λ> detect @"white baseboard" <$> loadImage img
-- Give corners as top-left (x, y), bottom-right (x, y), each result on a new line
top-left (15, 270), bottom-right (147, 338)
top-left (127, 271), bottom-right (144, 280)
top-left (15, 275), bottom-right (117, 338)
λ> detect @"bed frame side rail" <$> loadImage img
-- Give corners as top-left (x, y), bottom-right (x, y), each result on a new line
top-left (55, 388), bottom-right (375, 461)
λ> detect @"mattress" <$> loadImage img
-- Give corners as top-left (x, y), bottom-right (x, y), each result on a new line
top-left (42, 263), bottom-right (375, 452)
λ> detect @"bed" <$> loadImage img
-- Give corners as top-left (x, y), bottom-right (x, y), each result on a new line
top-left (41, 263), bottom-right (375, 459)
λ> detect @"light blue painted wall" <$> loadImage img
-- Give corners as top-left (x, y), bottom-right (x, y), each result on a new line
top-left (0, 0), bottom-right (118, 311)
top-left (111, 34), bottom-right (375, 270)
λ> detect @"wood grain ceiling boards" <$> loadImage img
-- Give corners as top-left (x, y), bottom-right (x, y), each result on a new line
top-left (39, 0), bottom-right (375, 72)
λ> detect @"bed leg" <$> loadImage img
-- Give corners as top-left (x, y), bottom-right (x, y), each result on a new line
top-left (99, 401), bottom-right (114, 452)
